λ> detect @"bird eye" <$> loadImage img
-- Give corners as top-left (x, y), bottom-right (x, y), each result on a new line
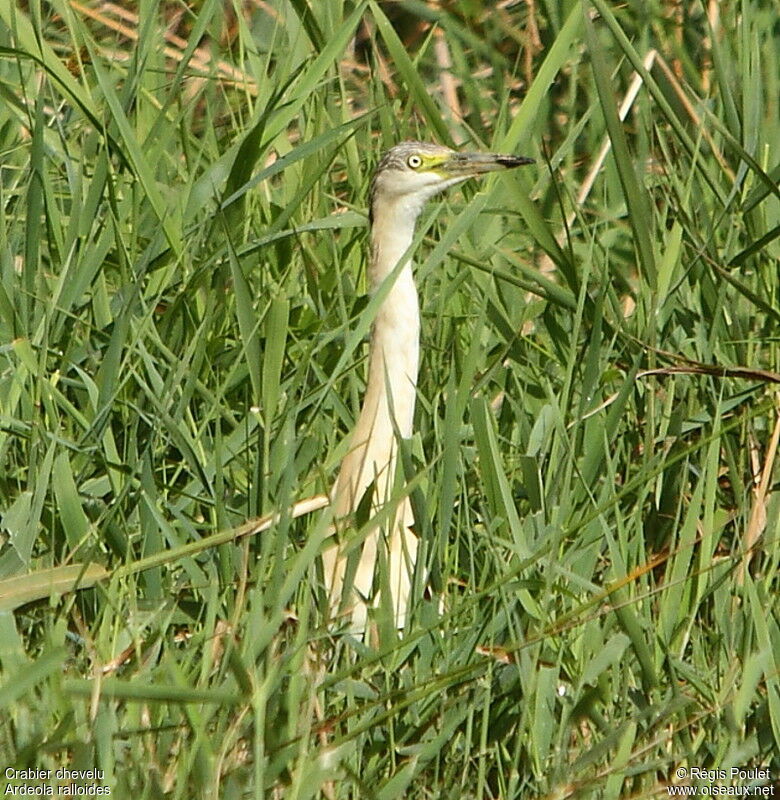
top-left (407, 154), bottom-right (422, 169)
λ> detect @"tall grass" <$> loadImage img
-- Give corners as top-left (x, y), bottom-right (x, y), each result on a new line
top-left (0, 0), bottom-right (778, 797)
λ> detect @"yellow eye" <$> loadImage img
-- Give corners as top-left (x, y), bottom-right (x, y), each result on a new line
top-left (407, 154), bottom-right (422, 169)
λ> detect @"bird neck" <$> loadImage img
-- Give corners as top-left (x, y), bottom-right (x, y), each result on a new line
top-left (364, 198), bottom-right (422, 439)
top-left (367, 197), bottom-right (423, 290)
top-left (331, 199), bottom-right (422, 514)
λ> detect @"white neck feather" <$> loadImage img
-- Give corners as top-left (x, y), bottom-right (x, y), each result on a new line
top-left (333, 197), bottom-right (421, 513)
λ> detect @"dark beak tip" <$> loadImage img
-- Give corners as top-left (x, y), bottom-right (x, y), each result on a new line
top-left (501, 155), bottom-right (535, 167)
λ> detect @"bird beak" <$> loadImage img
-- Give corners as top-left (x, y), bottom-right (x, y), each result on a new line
top-left (441, 151), bottom-right (535, 177)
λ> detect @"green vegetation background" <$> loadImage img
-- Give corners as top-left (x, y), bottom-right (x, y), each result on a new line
top-left (0, 0), bottom-right (778, 797)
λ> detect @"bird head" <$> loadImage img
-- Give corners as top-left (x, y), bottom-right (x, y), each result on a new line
top-left (369, 141), bottom-right (534, 222)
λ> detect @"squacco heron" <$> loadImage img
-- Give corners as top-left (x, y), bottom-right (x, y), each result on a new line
top-left (323, 141), bottom-right (534, 633)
